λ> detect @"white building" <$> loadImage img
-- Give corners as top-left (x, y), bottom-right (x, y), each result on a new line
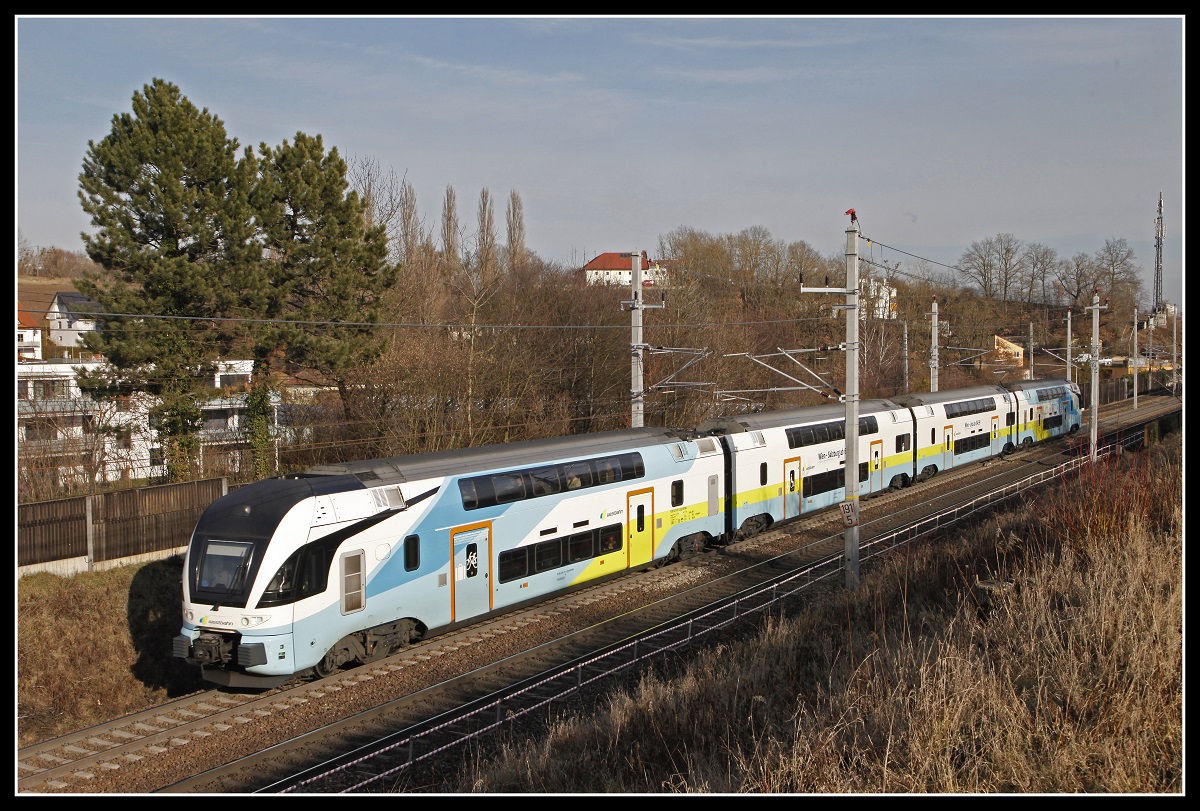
top-left (16, 357), bottom-right (278, 494)
top-left (860, 278), bottom-right (898, 320)
top-left (46, 291), bottom-right (102, 349)
top-left (581, 251), bottom-right (670, 287)
top-left (17, 358), bottom-right (161, 489)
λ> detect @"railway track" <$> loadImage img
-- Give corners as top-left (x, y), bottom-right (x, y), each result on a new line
top-left (17, 394), bottom-right (1180, 794)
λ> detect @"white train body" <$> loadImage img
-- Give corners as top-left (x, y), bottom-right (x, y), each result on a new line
top-left (175, 379), bottom-right (1081, 688)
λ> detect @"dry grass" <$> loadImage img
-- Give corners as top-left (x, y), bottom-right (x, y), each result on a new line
top-left (16, 556), bottom-right (204, 746)
top-left (16, 435), bottom-right (1183, 794)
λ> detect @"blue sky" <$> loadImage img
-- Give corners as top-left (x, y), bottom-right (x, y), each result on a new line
top-left (16, 16), bottom-right (1185, 309)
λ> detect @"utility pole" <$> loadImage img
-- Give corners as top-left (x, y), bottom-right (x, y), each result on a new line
top-left (1066, 307), bottom-right (1073, 383)
top-left (800, 209), bottom-right (861, 590)
top-left (902, 321), bottom-right (909, 393)
top-left (621, 251), bottom-right (664, 428)
top-left (1133, 305), bottom-right (1139, 410)
top-left (1086, 291), bottom-right (1108, 462)
top-left (1029, 322), bottom-right (1035, 380)
top-left (1173, 305), bottom-right (1178, 396)
top-left (930, 296), bottom-right (939, 392)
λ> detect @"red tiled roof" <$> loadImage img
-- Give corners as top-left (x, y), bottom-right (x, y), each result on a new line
top-left (582, 251), bottom-right (653, 271)
top-left (17, 300), bottom-right (42, 330)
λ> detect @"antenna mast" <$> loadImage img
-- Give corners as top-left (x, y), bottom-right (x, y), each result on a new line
top-left (1153, 192), bottom-right (1164, 315)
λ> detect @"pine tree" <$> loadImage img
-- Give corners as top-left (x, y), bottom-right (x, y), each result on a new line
top-left (252, 132), bottom-right (396, 430)
top-left (76, 78), bottom-right (257, 481)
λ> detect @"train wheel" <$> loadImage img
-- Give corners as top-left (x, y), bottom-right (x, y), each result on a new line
top-left (312, 652), bottom-right (339, 679)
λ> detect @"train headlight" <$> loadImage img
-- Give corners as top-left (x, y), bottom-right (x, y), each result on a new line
top-left (184, 608), bottom-right (195, 623)
top-left (240, 615), bottom-right (269, 627)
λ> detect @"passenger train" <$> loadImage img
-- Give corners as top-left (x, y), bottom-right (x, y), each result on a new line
top-left (174, 378), bottom-right (1081, 688)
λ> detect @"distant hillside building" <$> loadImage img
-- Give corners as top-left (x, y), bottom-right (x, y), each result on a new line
top-left (860, 278), bottom-right (898, 320)
top-left (582, 251), bottom-right (670, 287)
top-left (47, 291), bottom-right (102, 349)
top-left (17, 301), bottom-right (43, 362)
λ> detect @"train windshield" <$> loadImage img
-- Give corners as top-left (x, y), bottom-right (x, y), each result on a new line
top-left (197, 539), bottom-right (254, 595)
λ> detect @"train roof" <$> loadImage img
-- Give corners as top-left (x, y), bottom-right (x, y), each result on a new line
top-left (697, 398), bottom-right (902, 435)
top-left (891, 385), bottom-right (1009, 407)
top-left (302, 426), bottom-right (687, 487)
top-left (1002, 378), bottom-right (1072, 392)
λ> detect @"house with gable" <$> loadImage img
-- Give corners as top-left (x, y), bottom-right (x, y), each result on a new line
top-left (46, 290), bottom-right (102, 350)
top-left (581, 251), bottom-right (670, 287)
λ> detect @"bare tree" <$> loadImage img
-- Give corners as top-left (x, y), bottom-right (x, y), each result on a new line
top-left (475, 187), bottom-right (498, 287)
top-left (992, 233), bottom-right (1024, 313)
top-left (1094, 237), bottom-right (1142, 315)
top-left (505, 189), bottom-right (526, 272)
top-left (348, 155), bottom-right (405, 265)
top-left (957, 237), bottom-right (998, 299)
top-left (441, 184), bottom-right (460, 266)
top-left (1053, 251), bottom-right (1103, 309)
top-left (1021, 242), bottom-right (1059, 306)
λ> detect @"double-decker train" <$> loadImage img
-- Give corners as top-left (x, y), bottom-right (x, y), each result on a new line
top-left (174, 378), bottom-right (1081, 688)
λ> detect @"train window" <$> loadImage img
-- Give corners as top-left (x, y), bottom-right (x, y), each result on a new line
top-left (341, 551), bottom-right (365, 613)
top-left (534, 539), bottom-right (562, 572)
top-left (859, 416), bottom-right (879, 435)
top-left (599, 524), bottom-right (622, 553)
top-left (636, 504), bottom-right (645, 533)
top-left (812, 425), bottom-right (830, 444)
top-left (563, 461), bottom-right (593, 489)
top-left (860, 462), bottom-right (869, 483)
top-left (568, 531), bottom-right (595, 563)
top-left (953, 434), bottom-right (990, 455)
top-left (492, 473), bottom-right (526, 504)
top-left (619, 453), bottom-right (645, 479)
top-left (671, 480), bottom-right (684, 507)
top-left (459, 479), bottom-right (477, 510)
top-left (498, 547), bottom-right (529, 583)
top-left (197, 540), bottom-right (253, 593)
top-left (258, 556), bottom-right (297, 607)
top-left (1006, 412), bottom-right (1015, 426)
top-left (529, 466), bottom-right (562, 497)
top-left (596, 459), bottom-right (620, 484)
top-left (931, 428), bottom-right (936, 445)
top-left (461, 453), bottom-right (645, 510)
top-left (802, 469), bottom-right (844, 498)
top-left (896, 433), bottom-right (910, 453)
top-left (760, 462), bottom-right (768, 487)
top-left (403, 535), bottom-right (420, 571)
top-left (458, 477), bottom-right (496, 511)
